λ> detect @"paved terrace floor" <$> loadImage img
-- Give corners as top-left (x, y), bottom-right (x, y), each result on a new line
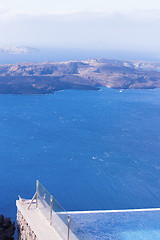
top-left (16, 199), bottom-right (62, 240)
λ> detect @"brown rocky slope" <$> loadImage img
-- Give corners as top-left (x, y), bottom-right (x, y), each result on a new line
top-left (0, 58), bottom-right (160, 93)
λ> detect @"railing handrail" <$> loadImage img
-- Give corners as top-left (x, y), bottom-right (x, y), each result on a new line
top-left (35, 180), bottom-right (92, 239)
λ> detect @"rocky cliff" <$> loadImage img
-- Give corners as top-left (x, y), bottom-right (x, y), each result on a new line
top-left (0, 58), bottom-right (160, 93)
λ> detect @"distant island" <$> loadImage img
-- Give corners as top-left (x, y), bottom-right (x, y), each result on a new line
top-left (0, 46), bottom-right (39, 55)
top-left (0, 58), bottom-right (160, 94)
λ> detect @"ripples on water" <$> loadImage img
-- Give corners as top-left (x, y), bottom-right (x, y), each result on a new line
top-left (0, 88), bottom-right (160, 221)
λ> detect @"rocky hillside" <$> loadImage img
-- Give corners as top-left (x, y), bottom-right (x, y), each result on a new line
top-left (0, 58), bottom-right (160, 93)
top-left (0, 215), bottom-right (15, 240)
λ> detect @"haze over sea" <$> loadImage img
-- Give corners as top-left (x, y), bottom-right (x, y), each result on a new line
top-left (0, 48), bottom-right (160, 64)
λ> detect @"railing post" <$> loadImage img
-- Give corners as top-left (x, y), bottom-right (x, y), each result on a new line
top-left (50, 195), bottom-right (53, 225)
top-left (36, 180), bottom-right (39, 209)
top-left (67, 215), bottom-right (70, 240)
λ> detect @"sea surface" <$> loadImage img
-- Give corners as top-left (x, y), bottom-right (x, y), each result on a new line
top-left (1, 88), bottom-right (160, 223)
top-left (71, 210), bottom-right (160, 239)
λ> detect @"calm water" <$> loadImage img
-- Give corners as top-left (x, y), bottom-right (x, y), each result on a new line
top-left (1, 88), bottom-right (160, 222)
top-left (71, 210), bottom-right (160, 239)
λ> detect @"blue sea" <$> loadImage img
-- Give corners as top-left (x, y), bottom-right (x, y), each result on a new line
top-left (1, 87), bottom-right (160, 224)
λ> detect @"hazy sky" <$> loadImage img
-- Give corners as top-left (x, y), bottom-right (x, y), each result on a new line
top-left (1, 0), bottom-right (160, 12)
top-left (0, 0), bottom-right (160, 52)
